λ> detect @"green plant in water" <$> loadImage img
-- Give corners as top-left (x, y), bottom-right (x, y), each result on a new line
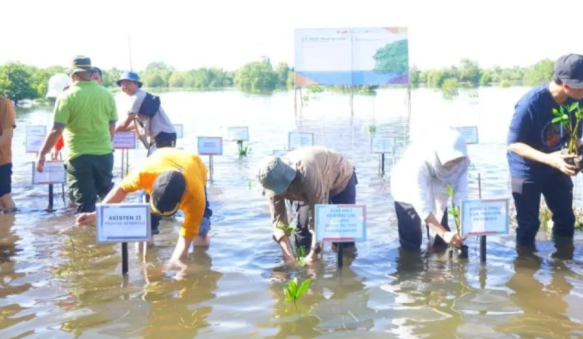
top-left (446, 183), bottom-right (465, 258)
top-left (552, 102), bottom-right (583, 156)
top-left (283, 277), bottom-right (311, 307)
top-left (236, 140), bottom-right (250, 159)
top-left (296, 245), bottom-right (307, 267)
top-left (276, 222), bottom-right (294, 235)
top-left (368, 124), bottom-right (377, 134)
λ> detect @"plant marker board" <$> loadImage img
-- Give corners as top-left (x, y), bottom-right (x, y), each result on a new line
top-left (456, 126), bottom-right (479, 144)
top-left (96, 203), bottom-right (151, 243)
top-left (32, 161), bottom-right (66, 184)
top-left (113, 132), bottom-right (137, 149)
top-left (371, 136), bottom-right (396, 154)
top-left (197, 137), bottom-right (223, 155)
top-left (288, 132), bottom-right (314, 149)
top-left (26, 125), bottom-right (47, 153)
top-left (174, 124), bottom-right (184, 139)
top-left (315, 204), bottom-right (366, 242)
top-left (227, 126), bottom-right (249, 141)
top-left (460, 198), bottom-right (509, 236)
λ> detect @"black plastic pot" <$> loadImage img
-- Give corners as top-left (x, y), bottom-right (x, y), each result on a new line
top-left (458, 245), bottom-right (469, 259)
top-left (565, 154), bottom-right (583, 174)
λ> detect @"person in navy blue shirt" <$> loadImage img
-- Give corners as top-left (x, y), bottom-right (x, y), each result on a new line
top-left (507, 54), bottom-right (583, 248)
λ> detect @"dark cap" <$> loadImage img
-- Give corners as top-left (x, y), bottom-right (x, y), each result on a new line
top-left (150, 171), bottom-right (186, 216)
top-left (554, 54), bottom-right (583, 89)
top-left (68, 56), bottom-right (93, 75)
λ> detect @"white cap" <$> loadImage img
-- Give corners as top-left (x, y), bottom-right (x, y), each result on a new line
top-left (46, 73), bottom-right (72, 98)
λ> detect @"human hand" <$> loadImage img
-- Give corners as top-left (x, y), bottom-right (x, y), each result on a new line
top-left (36, 153), bottom-right (46, 173)
top-left (545, 151), bottom-right (577, 176)
top-left (76, 212), bottom-right (96, 226)
top-left (442, 231), bottom-right (467, 248)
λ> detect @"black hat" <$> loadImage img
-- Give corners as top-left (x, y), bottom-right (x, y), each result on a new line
top-left (150, 171), bottom-right (186, 216)
top-left (554, 54), bottom-right (583, 89)
top-left (68, 56), bottom-right (93, 74)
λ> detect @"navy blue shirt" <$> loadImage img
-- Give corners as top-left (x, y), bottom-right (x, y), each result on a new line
top-left (507, 83), bottom-right (583, 178)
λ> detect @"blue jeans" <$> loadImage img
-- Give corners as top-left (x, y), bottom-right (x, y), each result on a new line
top-left (150, 186), bottom-right (213, 236)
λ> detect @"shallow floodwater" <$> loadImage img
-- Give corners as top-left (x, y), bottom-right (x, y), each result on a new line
top-left (2, 87), bottom-right (583, 338)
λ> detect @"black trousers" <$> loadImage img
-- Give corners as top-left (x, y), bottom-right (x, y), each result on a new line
top-left (511, 172), bottom-right (575, 246)
top-left (394, 201), bottom-right (450, 250)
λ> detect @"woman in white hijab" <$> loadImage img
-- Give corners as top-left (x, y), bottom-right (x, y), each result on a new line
top-left (390, 127), bottom-right (469, 250)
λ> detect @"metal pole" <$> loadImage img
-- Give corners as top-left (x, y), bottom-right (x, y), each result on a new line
top-left (48, 184), bottom-right (54, 211)
top-left (209, 155), bottom-right (214, 182)
top-left (337, 243), bottom-right (343, 268)
top-left (381, 153), bottom-right (385, 174)
top-left (478, 172), bottom-right (487, 262)
top-left (121, 242), bottom-right (129, 275)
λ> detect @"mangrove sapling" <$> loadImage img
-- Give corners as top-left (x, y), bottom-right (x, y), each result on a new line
top-left (368, 124), bottom-right (377, 134)
top-left (446, 184), bottom-right (468, 259)
top-left (236, 140), bottom-right (251, 159)
top-left (283, 277), bottom-right (312, 308)
top-left (552, 102), bottom-right (583, 172)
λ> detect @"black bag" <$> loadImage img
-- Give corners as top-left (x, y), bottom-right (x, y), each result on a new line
top-left (139, 92), bottom-right (161, 118)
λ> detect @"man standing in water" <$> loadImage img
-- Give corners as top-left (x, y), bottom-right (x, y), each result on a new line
top-left (256, 146), bottom-right (357, 264)
top-left (76, 148), bottom-right (213, 264)
top-left (0, 95), bottom-right (16, 213)
top-left (36, 56), bottom-right (118, 213)
top-left (507, 53), bottom-right (583, 249)
top-left (114, 71), bottom-right (176, 149)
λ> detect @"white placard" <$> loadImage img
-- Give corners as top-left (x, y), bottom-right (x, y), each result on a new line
top-left (26, 125), bottom-right (47, 153)
top-left (113, 132), bottom-right (136, 149)
top-left (272, 149), bottom-right (288, 157)
top-left (174, 124), bottom-right (184, 139)
top-left (371, 136), bottom-right (396, 153)
top-left (227, 126), bottom-right (249, 141)
top-left (32, 161), bottom-right (66, 184)
top-left (96, 203), bottom-right (151, 243)
top-left (461, 199), bottom-right (509, 236)
top-left (456, 126), bottom-right (479, 144)
top-left (288, 132), bottom-right (314, 149)
top-left (197, 137), bottom-right (223, 155)
top-left (315, 204), bottom-right (367, 242)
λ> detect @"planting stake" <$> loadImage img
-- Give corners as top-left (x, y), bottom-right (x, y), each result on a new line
top-left (381, 153), bottom-right (385, 174)
top-left (47, 183), bottom-right (54, 212)
top-left (209, 155), bottom-right (214, 182)
top-left (478, 172), bottom-right (487, 263)
top-left (121, 242), bottom-right (129, 275)
top-left (337, 243), bottom-right (344, 268)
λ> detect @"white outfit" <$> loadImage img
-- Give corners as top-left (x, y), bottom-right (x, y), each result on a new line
top-left (390, 127), bottom-right (469, 223)
top-left (129, 89), bottom-right (175, 140)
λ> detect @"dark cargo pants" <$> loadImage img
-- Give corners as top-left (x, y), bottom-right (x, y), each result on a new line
top-left (66, 153), bottom-right (114, 213)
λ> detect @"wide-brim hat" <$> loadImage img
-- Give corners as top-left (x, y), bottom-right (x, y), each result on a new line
top-left (257, 156), bottom-right (297, 197)
top-left (68, 56), bottom-right (94, 75)
top-left (116, 70), bottom-right (143, 88)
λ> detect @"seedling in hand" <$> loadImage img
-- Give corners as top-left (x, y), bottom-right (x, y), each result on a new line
top-left (447, 183), bottom-right (468, 259)
top-left (236, 140), bottom-right (250, 159)
top-left (552, 102), bottom-right (583, 171)
top-left (283, 277), bottom-right (311, 308)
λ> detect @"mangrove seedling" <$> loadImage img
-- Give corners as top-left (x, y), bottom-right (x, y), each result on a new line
top-left (236, 140), bottom-right (250, 159)
top-left (446, 183), bottom-right (468, 259)
top-left (283, 277), bottom-right (311, 307)
top-left (368, 124), bottom-right (377, 134)
top-left (276, 223), bottom-right (295, 236)
top-left (296, 245), bottom-right (307, 267)
top-left (552, 102), bottom-right (583, 171)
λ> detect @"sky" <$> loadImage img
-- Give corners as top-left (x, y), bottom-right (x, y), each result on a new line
top-left (2, 0), bottom-right (583, 72)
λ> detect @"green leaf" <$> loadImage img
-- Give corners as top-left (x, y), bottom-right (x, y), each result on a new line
top-left (447, 184), bottom-right (453, 197)
top-left (563, 114), bottom-right (569, 120)
top-left (570, 102), bottom-right (579, 112)
top-left (552, 108), bottom-right (560, 116)
top-left (289, 278), bottom-right (298, 295)
top-left (560, 106), bottom-right (565, 114)
top-left (552, 117), bottom-right (563, 123)
top-left (296, 279), bottom-right (312, 299)
top-left (284, 287), bottom-right (293, 302)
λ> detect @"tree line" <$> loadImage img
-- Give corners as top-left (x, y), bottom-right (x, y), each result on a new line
top-left (0, 56), bottom-right (556, 104)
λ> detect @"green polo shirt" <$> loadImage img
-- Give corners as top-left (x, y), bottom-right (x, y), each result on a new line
top-left (54, 81), bottom-right (118, 159)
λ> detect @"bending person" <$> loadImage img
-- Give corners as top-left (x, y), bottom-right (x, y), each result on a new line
top-left (390, 127), bottom-right (469, 250)
top-left (256, 146), bottom-right (357, 264)
top-left (76, 148), bottom-right (213, 264)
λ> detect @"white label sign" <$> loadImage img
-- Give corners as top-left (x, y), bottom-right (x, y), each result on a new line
top-left (315, 204), bottom-right (367, 242)
top-left (96, 203), bottom-right (151, 243)
top-left (113, 132), bottom-right (136, 149)
top-left (461, 199), bottom-right (509, 236)
top-left (227, 126), bottom-right (249, 141)
top-left (32, 161), bottom-right (66, 184)
top-left (288, 132), bottom-right (314, 149)
top-left (197, 137), bottom-right (223, 155)
top-left (371, 136), bottom-right (396, 153)
top-left (456, 126), bottom-right (479, 144)
top-left (26, 125), bottom-right (47, 153)
top-left (174, 124), bottom-right (184, 139)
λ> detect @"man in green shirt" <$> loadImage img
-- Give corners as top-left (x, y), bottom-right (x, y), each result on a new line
top-left (36, 56), bottom-right (118, 213)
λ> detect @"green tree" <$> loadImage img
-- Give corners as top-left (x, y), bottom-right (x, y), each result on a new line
top-left (459, 59), bottom-right (481, 85)
top-left (523, 59), bottom-right (554, 86)
top-left (373, 39), bottom-right (409, 74)
top-left (275, 62), bottom-right (291, 88)
top-left (0, 63), bottom-right (38, 104)
top-left (234, 57), bottom-right (278, 93)
top-left (409, 66), bottom-right (421, 85)
top-left (168, 71), bottom-right (185, 87)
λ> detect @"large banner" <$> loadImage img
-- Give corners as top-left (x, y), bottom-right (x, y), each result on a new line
top-left (294, 27), bottom-right (409, 87)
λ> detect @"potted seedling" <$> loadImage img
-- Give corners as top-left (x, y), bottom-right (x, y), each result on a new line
top-left (447, 184), bottom-right (468, 259)
top-left (283, 277), bottom-right (312, 309)
top-left (236, 140), bottom-right (250, 159)
top-left (552, 102), bottom-right (583, 172)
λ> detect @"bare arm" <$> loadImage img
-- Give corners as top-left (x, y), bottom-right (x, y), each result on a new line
top-left (0, 127), bottom-right (13, 147)
top-left (508, 142), bottom-right (551, 165)
top-left (76, 185), bottom-right (128, 225)
top-left (39, 126), bottom-right (64, 158)
top-left (115, 114), bottom-right (137, 132)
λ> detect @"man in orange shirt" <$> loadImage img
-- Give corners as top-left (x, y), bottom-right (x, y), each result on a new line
top-left (0, 95), bottom-right (16, 212)
top-left (76, 148), bottom-right (213, 264)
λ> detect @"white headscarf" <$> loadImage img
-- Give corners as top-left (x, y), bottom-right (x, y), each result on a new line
top-left (426, 128), bottom-right (470, 221)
